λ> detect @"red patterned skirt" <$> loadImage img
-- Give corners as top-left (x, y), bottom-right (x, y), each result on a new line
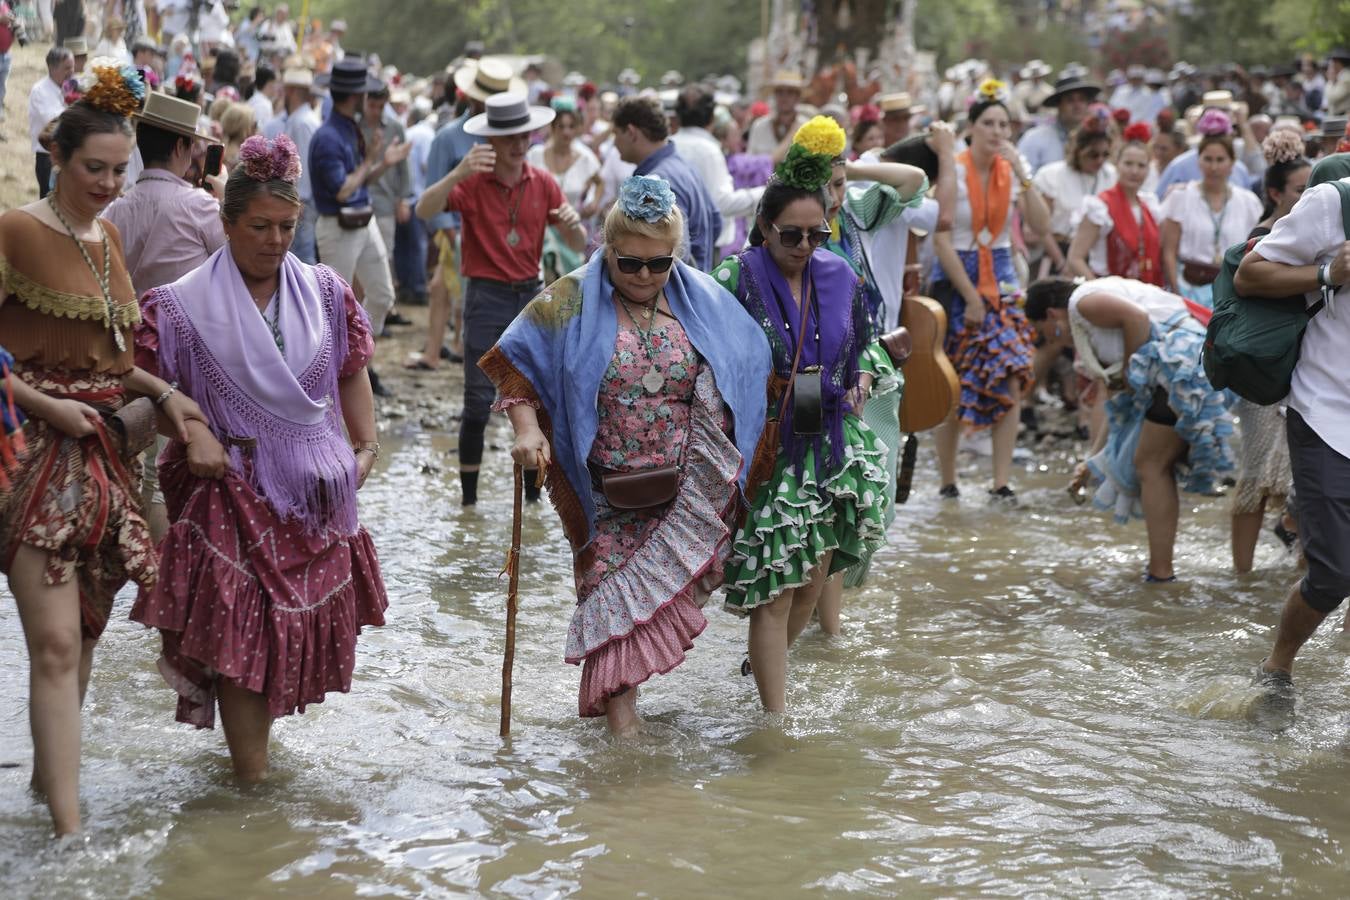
top-left (131, 440), bottom-right (388, 728)
top-left (0, 367), bottom-right (157, 640)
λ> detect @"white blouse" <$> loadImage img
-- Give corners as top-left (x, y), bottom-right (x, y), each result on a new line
top-left (951, 159), bottom-right (1023, 251)
top-left (1068, 276), bottom-right (1187, 368)
top-left (527, 140), bottom-right (601, 211)
top-left (1160, 181), bottom-right (1263, 265)
top-left (1033, 160), bottom-right (1118, 237)
top-left (1071, 191), bottom-right (1163, 275)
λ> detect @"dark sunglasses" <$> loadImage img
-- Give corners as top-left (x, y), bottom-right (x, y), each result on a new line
top-left (613, 254), bottom-right (676, 275)
top-left (772, 223), bottom-right (832, 249)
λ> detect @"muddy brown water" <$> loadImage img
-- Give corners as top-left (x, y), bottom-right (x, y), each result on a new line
top-left (2, 413), bottom-right (1347, 898)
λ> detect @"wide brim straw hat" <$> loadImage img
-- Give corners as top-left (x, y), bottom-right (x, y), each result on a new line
top-left (64, 36), bottom-right (90, 56)
top-left (769, 69), bottom-right (806, 91)
top-left (282, 67), bottom-right (315, 90)
top-left (464, 91), bottom-right (555, 136)
top-left (133, 91), bottom-right (220, 143)
top-left (454, 58), bottom-right (526, 103)
top-left (1043, 73), bottom-right (1101, 107)
top-left (1020, 59), bottom-right (1052, 80)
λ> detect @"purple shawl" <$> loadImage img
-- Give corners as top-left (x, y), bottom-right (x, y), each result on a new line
top-left (149, 248), bottom-right (358, 535)
top-left (738, 246), bottom-right (866, 470)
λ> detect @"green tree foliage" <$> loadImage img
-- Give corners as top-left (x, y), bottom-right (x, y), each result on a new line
top-left (310, 0), bottom-right (760, 81)
top-left (1173, 0), bottom-right (1350, 65)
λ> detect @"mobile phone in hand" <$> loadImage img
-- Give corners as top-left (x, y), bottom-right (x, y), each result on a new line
top-left (200, 144), bottom-right (224, 188)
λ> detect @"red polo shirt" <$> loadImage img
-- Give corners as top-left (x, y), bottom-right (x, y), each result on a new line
top-left (447, 164), bottom-right (564, 282)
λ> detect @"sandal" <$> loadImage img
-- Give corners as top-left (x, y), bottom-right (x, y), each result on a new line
top-left (403, 353), bottom-right (439, 371)
top-left (1144, 572), bottom-right (1177, 584)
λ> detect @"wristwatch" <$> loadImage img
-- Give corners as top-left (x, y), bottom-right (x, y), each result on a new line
top-left (1318, 262), bottom-right (1339, 288)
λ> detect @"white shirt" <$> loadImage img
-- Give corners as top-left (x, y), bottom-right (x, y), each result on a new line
top-left (597, 143), bottom-right (636, 217)
top-left (248, 90), bottom-right (275, 133)
top-left (1160, 181), bottom-right (1263, 265)
top-left (670, 126), bottom-right (763, 246)
top-left (406, 119), bottom-right (437, 197)
top-left (153, 0), bottom-right (191, 36)
top-left (284, 102), bottom-right (322, 202)
top-left (28, 76), bottom-right (64, 154)
top-left (850, 195), bottom-right (939, 331)
top-left (1254, 179), bottom-right (1350, 457)
top-left (745, 113), bottom-right (807, 157)
top-left (1034, 161), bottom-right (1118, 237)
top-left (1071, 191), bottom-right (1162, 275)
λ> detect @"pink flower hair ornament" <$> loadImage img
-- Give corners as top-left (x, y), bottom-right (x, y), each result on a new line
top-left (1196, 108), bottom-right (1233, 137)
top-left (238, 134), bottom-right (303, 184)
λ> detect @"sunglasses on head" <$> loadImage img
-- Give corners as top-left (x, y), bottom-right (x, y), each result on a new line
top-left (612, 253), bottom-right (676, 275)
top-left (772, 223), bottom-right (833, 249)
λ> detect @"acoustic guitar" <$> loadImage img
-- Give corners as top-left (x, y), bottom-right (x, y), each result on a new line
top-left (897, 233), bottom-right (960, 434)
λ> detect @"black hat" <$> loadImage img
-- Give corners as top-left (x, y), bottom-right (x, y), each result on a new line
top-left (1329, 48), bottom-right (1350, 63)
top-left (314, 56), bottom-right (383, 94)
top-left (1043, 73), bottom-right (1101, 107)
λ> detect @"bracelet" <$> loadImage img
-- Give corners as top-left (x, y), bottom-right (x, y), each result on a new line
top-left (154, 382), bottom-right (178, 406)
top-left (1318, 262), bottom-right (1338, 288)
top-left (353, 440), bottom-right (381, 459)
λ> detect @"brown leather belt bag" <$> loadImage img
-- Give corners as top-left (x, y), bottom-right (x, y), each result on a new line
top-left (337, 204), bottom-right (374, 230)
top-left (589, 462), bottom-right (680, 510)
top-left (1181, 259), bottom-right (1221, 286)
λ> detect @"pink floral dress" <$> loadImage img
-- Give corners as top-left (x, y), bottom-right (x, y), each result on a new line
top-left (569, 319), bottom-right (742, 717)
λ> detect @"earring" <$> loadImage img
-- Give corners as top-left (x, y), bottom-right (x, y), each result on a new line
top-left (1053, 325), bottom-right (1063, 338)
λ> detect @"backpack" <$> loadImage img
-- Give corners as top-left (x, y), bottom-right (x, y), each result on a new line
top-left (1203, 180), bottom-right (1350, 406)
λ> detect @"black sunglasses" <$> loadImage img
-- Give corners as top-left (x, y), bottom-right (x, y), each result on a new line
top-left (613, 254), bottom-right (676, 275)
top-left (772, 223), bottom-right (833, 249)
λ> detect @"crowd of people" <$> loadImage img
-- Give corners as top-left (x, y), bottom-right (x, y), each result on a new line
top-left (4, 3), bottom-right (1350, 839)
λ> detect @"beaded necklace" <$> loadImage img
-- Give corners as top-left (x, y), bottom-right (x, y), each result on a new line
top-left (46, 193), bottom-right (125, 352)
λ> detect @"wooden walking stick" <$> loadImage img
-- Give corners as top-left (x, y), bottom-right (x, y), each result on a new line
top-left (501, 455), bottom-right (545, 738)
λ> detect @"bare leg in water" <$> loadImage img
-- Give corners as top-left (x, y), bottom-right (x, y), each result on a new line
top-left (1134, 421), bottom-right (1188, 580)
top-left (1231, 498), bottom-right (1268, 575)
top-left (604, 686), bottom-right (640, 736)
top-left (936, 411), bottom-right (961, 489)
top-left (11, 543), bottom-right (87, 835)
top-left (217, 680), bottom-right (273, 783)
top-left (749, 555), bottom-right (834, 713)
top-left (787, 553), bottom-right (835, 646)
top-left (991, 384), bottom-right (1023, 491)
top-left (808, 570), bottom-right (843, 638)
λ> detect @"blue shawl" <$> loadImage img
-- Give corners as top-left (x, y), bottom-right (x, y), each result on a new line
top-left (483, 253), bottom-right (772, 547)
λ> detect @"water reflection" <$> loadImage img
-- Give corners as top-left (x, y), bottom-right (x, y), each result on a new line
top-left (2, 421), bottom-right (1347, 898)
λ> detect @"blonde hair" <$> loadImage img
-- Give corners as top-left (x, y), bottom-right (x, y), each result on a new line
top-left (219, 102), bottom-right (258, 166)
top-left (601, 201), bottom-right (686, 256)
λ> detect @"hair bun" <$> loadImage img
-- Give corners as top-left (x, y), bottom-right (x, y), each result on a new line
top-left (1262, 128), bottom-right (1305, 166)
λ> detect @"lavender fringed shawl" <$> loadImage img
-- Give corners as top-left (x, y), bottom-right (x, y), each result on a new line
top-left (148, 248), bottom-right (360, 536)
top-left (737, 247), bottom-right (869, 471)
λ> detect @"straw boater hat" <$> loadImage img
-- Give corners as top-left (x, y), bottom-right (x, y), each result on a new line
top-left (1019, 59), bottom-right (1052, 80)
top-left (464, 91), bottom-right (555, 136)
top-left (1043, 71), bottom-right (1101, 107)
top-left (769, 69), bottom-right (806, 91)
top-left (314, 56), bottom-right (383, 94)
top-left (64, 36), bottom-right (89, 56)
top-left (454, 58), bottom-right (526, 104)
top-left (878, 92), bottom-right (913, 115)
top-left (133, 92), bottom-right (220, 142)
top-left (618, 67), bottom-right (641, 86)
top-left (282, 67), bottom-right (315, 91)
top-left (1202, 89), bottom-right (1236, 110)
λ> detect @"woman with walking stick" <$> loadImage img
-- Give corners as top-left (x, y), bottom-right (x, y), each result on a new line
top-left (481, 176), bottom-right (771, 735)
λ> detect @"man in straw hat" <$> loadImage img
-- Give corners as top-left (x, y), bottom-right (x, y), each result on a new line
top-left (416, 91), bottom-right (584, 506)
top-left (410, 58), bottom-right (525, 372)
top-left (1017, 69), bottom-right (1101, 174)
top-left (877, 91), bottom-right (915, 145)
top-left (263, 65), bottom-right (323, 262)
top-left (747, 68), bottom-right (809, 156)
top-left (1014, 59), bottom-right (1054, 116)
top-left (310, 56), bottom-right (412, 395)
top-left (104, 91), bottom-right (227, 540)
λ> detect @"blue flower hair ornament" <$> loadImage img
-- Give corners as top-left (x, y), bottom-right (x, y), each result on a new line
top-left (619, 175), bottom-right (676, 223)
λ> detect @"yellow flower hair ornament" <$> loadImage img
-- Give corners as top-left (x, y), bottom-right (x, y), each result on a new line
top-left (975, 77), bottom-right (1010, 105)
top-left (793, 115), bottom-right (847, 159)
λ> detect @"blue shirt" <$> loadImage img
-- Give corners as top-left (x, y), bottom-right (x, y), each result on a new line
top-left (309, 110), bottom-right (367, 215)
top-left (1155, 148), bottom-right (1253, 198)
top-left (422, 112), bottom-right (483, 231)
top-left (1017, 122), bottom-right (1068, 174)
top-left (633, 142), bottom-right (723, 272)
